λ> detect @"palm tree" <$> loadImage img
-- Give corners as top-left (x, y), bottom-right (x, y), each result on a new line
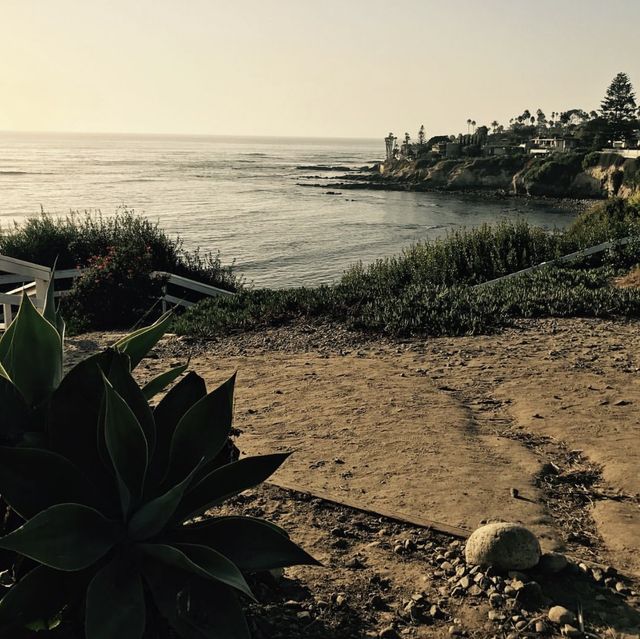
top-left (466, 118), bottom-right (472, 134)
top-left (491, 120), bottom-right (499, 134)
top-left (471, 120), bottom-right (477, 133)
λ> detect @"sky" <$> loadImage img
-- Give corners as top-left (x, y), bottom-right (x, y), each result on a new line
top-left (1, 0), bottom-right (639, 139)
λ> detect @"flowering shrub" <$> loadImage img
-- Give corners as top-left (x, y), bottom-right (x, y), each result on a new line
top-left (63, 242), bottom-right (167, 332)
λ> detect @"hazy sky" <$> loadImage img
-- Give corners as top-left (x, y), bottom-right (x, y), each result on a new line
top-left (2, 0), bottom-right (639, 139)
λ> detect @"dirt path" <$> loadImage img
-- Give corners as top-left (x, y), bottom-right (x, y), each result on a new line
top-left (70, 317), bottom-right (640, 577)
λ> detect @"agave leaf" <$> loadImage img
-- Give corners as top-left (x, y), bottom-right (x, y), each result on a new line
top-left (142, 363), bottom-right (188, 401)
top-left (127, 462), bottom-right (202, 541)
top-left (0, 376), bottom-right (31, 445)
top-left (138, 542), bottom-right (254, 600)
top-left (0, 446), bottom-right (101, 519)
top-left (175, 453), bottom-right (290, 522)
top-left (148, 372), bottom-right (206, 486)
top-left (165, 374), bottom-right (235, 486)
top-left (174, 516), bottom-right (319, 572)
top-left (0, 361), bottom-right (9, 381)
top-left (0, 565), bottom-right (87, 631)
top-left (103, 377), bottom-right (148, 517)
top-left (143, 562), bottom-right (251, 639)
top-left (42, 264), bottom-right (57, 330)
top-left (112, 311), bottom-right (172, 370)
top-left (105, 351), bottom-right (156, 458)
top-left (49, 351), bottom-right (117, 496)
top-left (0, 504), bottom-right (120, 571)
top-left (85, 557), bottom-right (145, 639)
top-left (0, 293), bottom-right (62, 408)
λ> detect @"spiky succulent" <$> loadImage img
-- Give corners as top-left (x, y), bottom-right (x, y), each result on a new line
top-left (0, 289), bottom-right (317, 638)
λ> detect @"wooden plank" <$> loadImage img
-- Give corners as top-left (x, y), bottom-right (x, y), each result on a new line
top-left (0, 255), bottom-right (50, 280)
top-left (163, 294), bottom-right (195, 308)
top-left (154, 271), bottom-right (235, 297)
top-left (267, 479), bottom-right (472, 539)
top-left (0, 293), bottom-right (24, 305)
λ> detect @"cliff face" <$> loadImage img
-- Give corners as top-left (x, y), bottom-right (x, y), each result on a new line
top-left (379, 154), bottom-right (640, 199)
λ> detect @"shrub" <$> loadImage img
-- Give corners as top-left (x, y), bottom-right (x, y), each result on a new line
top-left (0, 295), bottom-right (315, 638)
top-left (62, 243), bottom-right (167, 333)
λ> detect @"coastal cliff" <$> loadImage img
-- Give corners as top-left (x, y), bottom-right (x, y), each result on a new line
top-left (377, 152), bottom-right (640, 199)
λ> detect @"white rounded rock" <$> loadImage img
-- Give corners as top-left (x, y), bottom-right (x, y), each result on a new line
top-left (464, 522), bottom-right (541, 570)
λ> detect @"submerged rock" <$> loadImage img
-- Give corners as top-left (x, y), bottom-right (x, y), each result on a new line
top-left (464, 523), bottom-right (541, 570)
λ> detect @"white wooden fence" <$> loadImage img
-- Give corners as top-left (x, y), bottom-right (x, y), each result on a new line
top-left (0, 256), bottom-right (235, 330)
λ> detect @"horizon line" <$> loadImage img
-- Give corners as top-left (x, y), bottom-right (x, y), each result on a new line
top-left (0, 128), bottom-right (384, 142)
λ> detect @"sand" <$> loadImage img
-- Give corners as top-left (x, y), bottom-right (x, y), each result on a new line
top-left (68, 316), bottom-right (640, 577)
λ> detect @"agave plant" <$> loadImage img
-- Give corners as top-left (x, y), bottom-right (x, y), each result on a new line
top-left (0, 289), bottom-right (317, 638)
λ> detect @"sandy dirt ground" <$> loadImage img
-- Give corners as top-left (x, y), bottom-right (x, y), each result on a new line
top-left (69, 317), bottom-right (640, 579)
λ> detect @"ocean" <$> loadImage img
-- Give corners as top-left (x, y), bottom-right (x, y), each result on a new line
top-left (0, 132), bottom-right (578, 288)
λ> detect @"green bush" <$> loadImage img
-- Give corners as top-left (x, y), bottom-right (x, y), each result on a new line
top-left (582, 151), bottom-right (602, 170)
top-left (62, 243), bottom-right (167, 333)
top-left (0, 295), bottom-right (315, 638)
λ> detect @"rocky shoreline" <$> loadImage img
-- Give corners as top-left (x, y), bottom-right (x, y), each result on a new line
top-left (297, 176), bottom-right (596, 214)
top-left (296, 152), bottom-right (639, 203)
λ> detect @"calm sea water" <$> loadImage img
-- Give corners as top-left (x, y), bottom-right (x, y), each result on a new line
top-left (0, 132), bottom-right (577, 288)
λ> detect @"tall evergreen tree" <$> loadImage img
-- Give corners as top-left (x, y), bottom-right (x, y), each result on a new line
top-left (600, 72), bottom-right (638, 142)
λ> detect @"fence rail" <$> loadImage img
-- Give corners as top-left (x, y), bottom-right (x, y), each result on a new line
top-left (473, 236), bottom-right (634, 289)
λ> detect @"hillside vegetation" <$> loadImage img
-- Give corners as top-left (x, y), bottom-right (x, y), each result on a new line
top-left (174, 197), bottom-right (640, 338)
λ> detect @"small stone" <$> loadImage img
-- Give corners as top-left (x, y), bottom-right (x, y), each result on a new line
top-left (465, 523), bottom-right (541, 570)
top-left (507, 570), bottom-right (529, 582)
top-left (548, 606), bottom-right (576, 625)
top-left (615, 581), bottom-right (629, 594)
top-left (488, 610), bottom-right (506, 621)
top-left (378, 626), bottom-right (398, 639)
top-left (515, 581), bottom-right (545, 611)
top-left (515, 620), bottom-right (527, 630)
top-left (448, 626), bottom-right (463, 636)
top-left (334, 594), bottom-right (347, 607)
top-left (429, 604), bottom-right (446, 619)
top-left (535, 620), bottom-right (550, 634)
top-left (441, 561), bottom-right (455, 574)
top-left (393, 544), bottom-right (404, 554)
top-left (468, 585), bottom-right (483, 597)
top-left (538, 552), bottom-right (568, 574)
top-left (458, 576), bottom-right (471, 589)
top-left (561, 624), bottom-right (581, 637)
top-left (489, 593), bottom-right (504, 608)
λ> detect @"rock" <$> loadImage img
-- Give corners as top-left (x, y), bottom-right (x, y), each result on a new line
top-left (548, 606), bottom-right (576, 625)
top-left (515, 581), bottom-right (546, 611)
top-left (465, 523), bottom-right (541, 570)
top-left (561, 624), bottom-right (581, 637)
top-left (429, 604), bottom-right (446, 619)
top-left (507, 570), bottom-right (529, 581)
top-left (458, 576), bottom-right (471, 589)
top-left (615, 581), bottom-right (629, 594)
top-left (538, 552), bottom-right (568, 574)
top-left (448, 626), bottom-right (463, 636)
top-left (535, 620), bottom-right (550, 634)
top-left (489, 593), bottom-right (504, 608)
